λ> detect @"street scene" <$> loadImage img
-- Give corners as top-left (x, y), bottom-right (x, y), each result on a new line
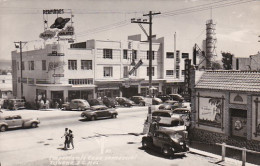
top-left (1, 0), bottom-right (260, 166)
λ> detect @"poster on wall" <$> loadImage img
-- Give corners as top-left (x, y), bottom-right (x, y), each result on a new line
top-left (199, 97), bottom-right (223, 127)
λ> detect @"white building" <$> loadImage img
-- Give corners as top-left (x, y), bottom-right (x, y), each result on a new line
top-left (11, 35), bottom-right (189, 103)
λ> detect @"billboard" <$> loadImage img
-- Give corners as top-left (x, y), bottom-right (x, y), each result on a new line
top-left (198, 97), bottom-right (223, 128)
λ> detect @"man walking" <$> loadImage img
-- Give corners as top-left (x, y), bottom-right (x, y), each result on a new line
top-left (68, 130), bottom-right (74, 149)
top-left (61, 128), bottom-right (69, 149)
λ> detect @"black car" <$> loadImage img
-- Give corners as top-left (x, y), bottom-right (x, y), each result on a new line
top-left (142, 128), bottom-right (189, 156)
top-left (81, 105), bottom-right (118, 121)
top-left (130, 96), bottom-right (146, 106)
top-left (102, 97), bottom-right (118, 108)
top-left (169, 94), bottom-right (184, 102)
top-left (115, 97), bottom-right (135, 107)
top-left (87, 99), bottom-right (104, 106)
top-left (157, 95), bottom-right (171, 102)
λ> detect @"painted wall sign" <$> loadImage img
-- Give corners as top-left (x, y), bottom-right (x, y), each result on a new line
top-left (230, 93), bottom-right (247, 105)
top-left (198, 97), bottom-right (223, 127)
top-left (43, 9), bottom-right (64, 14)
top-left (39, 30), bottom-right (56, 40)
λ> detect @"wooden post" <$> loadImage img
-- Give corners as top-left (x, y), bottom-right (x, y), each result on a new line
top-left (221, 143), bottom-right (226, 161)
top-left (242, 148), bottom-right (246, 166)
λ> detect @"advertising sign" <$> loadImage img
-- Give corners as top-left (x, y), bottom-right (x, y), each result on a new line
top-left (199, 97), bottom-right (223, 127)
top-left (39, 30), bottom-right (56, 40)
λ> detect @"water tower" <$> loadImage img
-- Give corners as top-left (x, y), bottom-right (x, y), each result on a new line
top-left (205, 19), bottom-right (217, 69)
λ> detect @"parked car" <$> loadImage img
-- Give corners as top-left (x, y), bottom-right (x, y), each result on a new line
top-left (2, 99), bottom-right (25, 110)
top-left (0, 114), bottom-right (40, 132)
top-left (152, 98), bottom-right (163, 105)
top-left (172, 108), bottom-right (191, 126)
top-left (158, 103), bottom-right (179, 111)
top-left (152, 110), bottom-right (185, 127)
top-left (157, 95), bottom-right (171, 102)
top-left (62, 99), bottom-right (90, 111)
top-left (130, 96), bottom-right (146, 106)
top-left (142, 128), bottom-right (189, 156)
top-left (88, 99), bottom-right (104, 106)
top-left (81, 105), bottom-right (118, 121)
top-left (169, 94), bottom-right (184, 102)
top-left (115, 97), bottom-right (135, 107)
top-left (164, 100), bottom-right (179, 105)
top-left (102, 97), bottom-right (118, 108)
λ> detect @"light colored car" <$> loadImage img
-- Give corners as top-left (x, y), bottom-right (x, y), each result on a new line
top-left (81, 105), bottom-right (118, 121)
top-left (0, 114), bottom-right (40, 132)
top-left (62, 99), bottom-right (90, 111)
top-left (152, 110), bottom-right (185, 127)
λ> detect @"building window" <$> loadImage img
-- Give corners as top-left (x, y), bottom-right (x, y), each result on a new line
top-left (182, 70), bottom-right (185, 75)
top-left (166, 52), bottom-right (174, 58)
top-left (103, 49), bottom-right (113, 59)
top-left (28, 61), bottom-right (34, 70)
top-left (123, 66), bottom-right (128, 78)
top-left (68, 79), bottom-right (93, 85)
top-left (68, 60), bottom-right (77, 70)
top-left (42, 60), bottom-right (46, 71)
top-left (2, 80), bottom-right (5, 83)
top-left (176, 51), bottom-right (180, 63)
top-left (123, 50), bottom-right (128, 59)
top-left (147, 67), bottom-right (154, 76)
top-left (104, 67), bottom-right (113, 77)
top-left (21, 61), bottom-right (25, 70)
top-left (81, 60), bottom-right (92, 70)
top-left (147, 51), bottom-right (155, 60)
top-left (132, 50), bottom-right (137, 59)
top-left (17, 62), bottom-right (19, 70)
top-left (166, 70), bottom-right (174, 76)
top-left (176, 70), bottom-right (180, 78)
top-left (182, 53), bottom-right (189, 59)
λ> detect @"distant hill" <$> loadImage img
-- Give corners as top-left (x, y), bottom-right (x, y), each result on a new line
top-left (0, 60), bottom-right (11, 70)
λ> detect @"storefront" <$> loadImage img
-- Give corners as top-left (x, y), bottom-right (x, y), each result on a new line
top-left (95, 80), bottom-right (122, 98)
top-left (191, 70), bottom-right (260, 151)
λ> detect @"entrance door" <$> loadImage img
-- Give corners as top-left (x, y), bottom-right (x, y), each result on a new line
top-left (230, 109), bottom-right (247, 138)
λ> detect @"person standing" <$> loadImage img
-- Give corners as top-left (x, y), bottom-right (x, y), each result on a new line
top-left (68, 130), bottom-right (74, 149)
top-left (61, 128), bottom-right (69, 149)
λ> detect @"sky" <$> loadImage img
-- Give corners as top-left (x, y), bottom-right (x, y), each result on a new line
top-left (0, 0), bottom-right (259, 61)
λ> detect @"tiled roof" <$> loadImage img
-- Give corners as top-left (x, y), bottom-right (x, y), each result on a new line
top-left (195, 70), bottom-right (260, 92)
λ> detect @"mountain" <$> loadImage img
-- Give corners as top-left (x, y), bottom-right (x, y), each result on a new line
top-left (0, 60), bottom-right (12, 70)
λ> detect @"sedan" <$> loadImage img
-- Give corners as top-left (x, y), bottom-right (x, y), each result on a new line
top-left (115, 97), bottom-right (135, 107)
top-left (81, 105), bottom-right (118, 121)
top-left (0, 115), bottom-right (40, 132)
top-left (62, 99), bottom-right (90, 111)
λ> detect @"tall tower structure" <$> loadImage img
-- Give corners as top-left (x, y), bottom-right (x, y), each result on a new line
top-left (205, 19), bottom-right (217, 69)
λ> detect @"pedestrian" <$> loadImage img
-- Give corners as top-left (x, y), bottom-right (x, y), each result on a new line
top-left (68, 130), bottom-right (74, 149)
top-left (61, 128), bottom-right (69, 149)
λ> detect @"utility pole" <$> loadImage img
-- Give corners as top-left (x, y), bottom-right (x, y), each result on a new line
top-left (131, 11), bottom-right (161, 122)
top-left (14, 41), bottom-right (27, 98)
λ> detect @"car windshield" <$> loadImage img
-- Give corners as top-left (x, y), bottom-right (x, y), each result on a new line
top-left (170, 119), bottom-right (184, 126)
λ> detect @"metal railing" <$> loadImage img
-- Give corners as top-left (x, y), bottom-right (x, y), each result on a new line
top-left (216, 143), bottom-right (260, 166)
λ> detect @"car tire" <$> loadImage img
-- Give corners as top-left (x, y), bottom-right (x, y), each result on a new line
top-left (111, 114), bottom-right (117, 118)
top-left (31, 122), bottom-right (38, 128)
top-left (162, 147), bottom-right (170, 156)
top-left (91, 116), bottom-right (96, 121)
top-left (0, 125), bottom-right (7, 132)
top-left (142, 139), bottom-right (149, 149)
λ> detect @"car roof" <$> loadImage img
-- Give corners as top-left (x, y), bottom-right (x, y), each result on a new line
top-left (72, 99), bottom-right (87, 101)
top-left (152, 110), bottom-right (172, 114)
top-left (91, 105), bottom-right (107, 109)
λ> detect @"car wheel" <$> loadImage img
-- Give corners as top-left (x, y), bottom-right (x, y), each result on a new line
top-left (162, 147), bottom-right (170, 156)
top-left (91, 116), bottom-right (96, 121)
top-left (142, 139), bottom-right (149, 149)
top-left (0, 125), bottom-right (7, 132)
top-left (31, 122), bottom-right (38, 128)
top-left (111, 114), bottom-right (117, 118)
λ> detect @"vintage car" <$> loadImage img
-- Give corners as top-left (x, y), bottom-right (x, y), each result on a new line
top-left (142, 128), bottom-right (189, 156)
top-left (0, 114), bottom-right (40, 132)
top-left (115, 97), bottom-right (135, 107)
top-left (2, 99), bottom-right (26, 110)
top-left (81, 105), bottom-right (118, 121)
top-left (169, 94), bottom-right (184, 102)
top-left (87, 99), bottom-right (104, 106)
top-left (130, 96), bottom-right (146, 106)
top-left (102, 97), bottom-right (118, 108)
top-left (62, 99), bottom-right (90, 111)
top-left (152, 110), bottom-right (186, 128)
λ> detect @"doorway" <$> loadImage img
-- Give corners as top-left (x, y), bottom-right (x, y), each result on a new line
top-left (230, 109), bottom-right (247, 138)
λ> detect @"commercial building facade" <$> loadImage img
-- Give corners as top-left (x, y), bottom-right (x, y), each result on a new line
top-left (11, 35), bottom-right (189, 103)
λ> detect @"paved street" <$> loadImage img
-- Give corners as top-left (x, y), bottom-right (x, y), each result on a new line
top-left (0, 107), bottom-right (256, 166)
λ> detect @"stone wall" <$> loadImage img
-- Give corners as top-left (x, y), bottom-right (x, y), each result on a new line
top-left (190, 128), bottom-right (260, 152)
